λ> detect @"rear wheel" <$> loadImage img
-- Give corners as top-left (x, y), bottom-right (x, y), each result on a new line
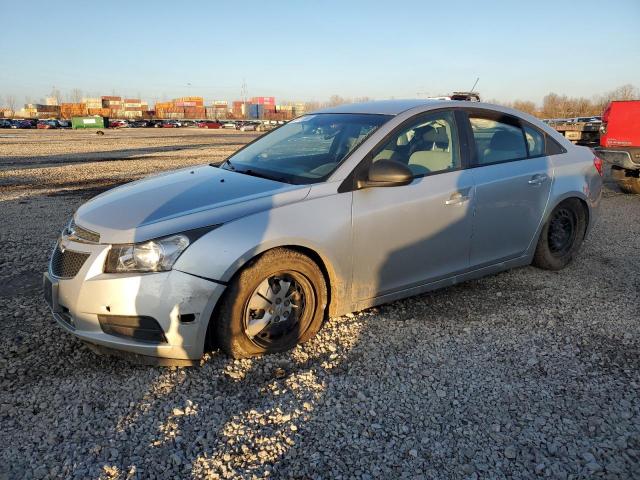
top-left (611, 166), bottom-right (640, 194)
top-left (532, 199), bottom-right (587, 271)
top-left (214, 248), bottom-right (327, 358)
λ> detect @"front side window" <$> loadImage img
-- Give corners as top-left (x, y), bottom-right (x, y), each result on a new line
top-left (372, 111), bottom-right (460, 177)
top-left (222, 113), bottom-right (391, 184)
top-left (470, 117), bottom-right (527, 165)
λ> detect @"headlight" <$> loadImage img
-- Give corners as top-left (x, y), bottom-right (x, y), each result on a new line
top-left (104, 234), bottom-right (190, 273)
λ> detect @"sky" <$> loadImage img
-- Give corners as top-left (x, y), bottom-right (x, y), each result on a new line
top-left (1, 0), bottom-right (639, 106)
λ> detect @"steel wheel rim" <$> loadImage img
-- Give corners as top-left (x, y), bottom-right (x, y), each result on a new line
top-left (548, 208), bottom-right (577, 256)
top-left (243, 272), bottom-right (311, 348)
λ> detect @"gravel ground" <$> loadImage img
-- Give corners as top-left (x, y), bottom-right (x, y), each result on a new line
top-left (0, 130), bottom-right (639, 479)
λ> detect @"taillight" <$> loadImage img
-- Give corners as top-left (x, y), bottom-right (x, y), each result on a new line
top-left (593, 155), bottom-right (604, 176)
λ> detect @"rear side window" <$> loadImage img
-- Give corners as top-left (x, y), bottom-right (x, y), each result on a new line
top-left (524, 125), bottom-right (545, 157)
top-left (470, 117), bottom-right (527, 165)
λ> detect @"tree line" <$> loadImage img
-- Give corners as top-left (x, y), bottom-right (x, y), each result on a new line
top-left (487, 84), bottom-right (639, 119)
top-left (299, 84), bottom-right (639, 120)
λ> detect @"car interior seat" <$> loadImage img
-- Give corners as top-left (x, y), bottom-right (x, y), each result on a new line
top-left (373, 132), bottom-right (411, 162)
top-left (407, 127), bottom-right (453, 174)
top-left (482, 130), bottom-right (526, 164)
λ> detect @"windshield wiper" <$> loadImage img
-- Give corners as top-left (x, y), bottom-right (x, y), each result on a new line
top-left (236, 168), bottom-right (290, 184)
top-left (215, 158), bottom-right (235, 171)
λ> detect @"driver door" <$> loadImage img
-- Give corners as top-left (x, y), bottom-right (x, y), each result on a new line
top-left (350, 110), bottom-right (475, 301)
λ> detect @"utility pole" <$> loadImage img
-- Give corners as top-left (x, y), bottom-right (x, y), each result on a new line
top-left (240, 79), bottom-right (248, 119)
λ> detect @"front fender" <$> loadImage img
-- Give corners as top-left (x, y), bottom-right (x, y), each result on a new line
top-left (173, 191), bottom-right (354, 314)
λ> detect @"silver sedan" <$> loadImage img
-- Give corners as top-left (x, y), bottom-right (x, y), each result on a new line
top-left (43, 100), bottom-right (603, 362)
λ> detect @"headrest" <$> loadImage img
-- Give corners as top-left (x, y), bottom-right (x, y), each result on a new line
top-left (423, 128), bottom-right (449, 146)
top-left (415, 125), bottom-right (435, 140)
top-left (489, 130), bottom-right (523, 151)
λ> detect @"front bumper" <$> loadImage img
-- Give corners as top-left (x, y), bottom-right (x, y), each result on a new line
top-left (44, 238), bottom-right (226, 361)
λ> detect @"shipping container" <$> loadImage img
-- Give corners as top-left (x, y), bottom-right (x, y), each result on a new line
top-left (71, 116), bottom-right (108, 129)
top-left (86, 108), bottom-right (109, 117)
top-left (60, 103), bottom-right (88, 119)
top-left (251, 96), bottom-right (275, 105)
top-left (246, 104), bottom-right (267, 119)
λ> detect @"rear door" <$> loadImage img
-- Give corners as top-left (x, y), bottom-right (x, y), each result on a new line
top-left (462, 110), bottom-right (553, 267)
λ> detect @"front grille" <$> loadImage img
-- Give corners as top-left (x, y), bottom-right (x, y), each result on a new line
top-left (98, 315), bottom-right (168, 343)
top-left (68, 220), bottom-right (100, 243)
top-left (50, 244), bottom-right (90, 278)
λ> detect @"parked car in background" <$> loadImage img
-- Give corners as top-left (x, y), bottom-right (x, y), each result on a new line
top-left (237, 121), bottom-right (262, 132)
top-left (162, 120), bottom-right (181, 128)
top-left (37, 120), bottom-right (60, 129)
top-left (110, 120), bottom-right (129, 128)
top-left (44, 100), bottom-right (602, 364)
top-left (198, 120), bottom-right (223, 129)
top-left (0, 119), bottom-right (12, 128)
top-left (222, 121), bottom-right (237, 129)
top-left (58, 120), bottom-right (71, 129)
top-left (130, 120), bottom-right (150, 128)
top-left (12, 119), bottom-right (35, 129)
top-left (596, 100), bottom-right (640, 194)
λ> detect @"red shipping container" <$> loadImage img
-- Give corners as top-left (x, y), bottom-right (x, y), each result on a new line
top-left (251, 96), bottom-right (275, 105)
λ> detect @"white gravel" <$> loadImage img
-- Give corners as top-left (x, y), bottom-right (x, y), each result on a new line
top-left (0, 131), bottom-right (638, 479)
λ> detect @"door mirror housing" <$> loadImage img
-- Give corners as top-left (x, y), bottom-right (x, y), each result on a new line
top-left (358, 159), bottom-right (413, 189)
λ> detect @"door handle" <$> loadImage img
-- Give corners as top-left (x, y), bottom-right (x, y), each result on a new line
top-left (528, 174), bottom-right (548, 186)
top-left (445, 192), bottom-right (470, 205)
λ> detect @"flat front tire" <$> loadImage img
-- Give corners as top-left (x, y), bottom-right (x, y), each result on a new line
top-left (532, 199), bottom-right (587, 271)
top-left (214, 248), bottom-right (327, 359)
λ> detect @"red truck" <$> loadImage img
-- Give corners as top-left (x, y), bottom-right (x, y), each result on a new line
top-left (597, 100), bottom-right (640, 193)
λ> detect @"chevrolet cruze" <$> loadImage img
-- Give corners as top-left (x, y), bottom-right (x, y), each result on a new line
top-left (44, 100), bottom-right (603, 363)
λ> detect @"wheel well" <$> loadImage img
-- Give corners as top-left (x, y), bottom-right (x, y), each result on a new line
top-left (572, 197), bottom-right (590, 238)
top-left (553, 197), bottom-right (589, 238)
top-left (280, 245), bottom-right (334, 315)
top-left (204, 245), bottom-right (335, 351)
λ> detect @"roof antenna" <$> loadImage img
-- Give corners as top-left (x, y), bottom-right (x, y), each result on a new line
top-left (470, 77), bottom-right (479, 93)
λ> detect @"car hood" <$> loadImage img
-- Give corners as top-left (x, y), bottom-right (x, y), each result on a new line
top-left (75, 165), bottom-right (310, 244)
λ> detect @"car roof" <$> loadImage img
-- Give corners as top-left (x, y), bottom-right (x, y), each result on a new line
top-left (313, 99), bottom-right (452, 115)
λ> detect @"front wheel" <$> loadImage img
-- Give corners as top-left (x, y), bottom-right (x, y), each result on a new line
top-left (532, 199), bottom-right (587, 271)
top-left (214, 248), bottom-right (327, 358)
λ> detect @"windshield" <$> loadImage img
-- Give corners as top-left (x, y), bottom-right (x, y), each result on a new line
top-left (221, 113), bottom-right (391, 184)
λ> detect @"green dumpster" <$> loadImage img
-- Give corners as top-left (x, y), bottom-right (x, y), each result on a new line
top-left (71, 116), bottom-right (109, 129)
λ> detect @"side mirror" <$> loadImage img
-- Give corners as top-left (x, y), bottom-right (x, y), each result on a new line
top-left (358, 159), bottom-right (413, 189)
